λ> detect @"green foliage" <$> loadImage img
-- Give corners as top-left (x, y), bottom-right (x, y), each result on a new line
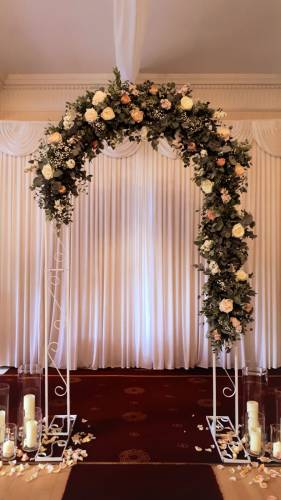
top-left (28, 68), bottom-right (256, 353)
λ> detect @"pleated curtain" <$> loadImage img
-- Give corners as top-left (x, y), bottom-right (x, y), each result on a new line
top-left (1, 122), bottom-right (281, 369)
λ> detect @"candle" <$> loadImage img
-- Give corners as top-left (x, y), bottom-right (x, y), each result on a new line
top-left (249, 427), bottom-right (261, 454)
top-left (2, 439), bottom-right (15, 458)
top-left (23, 394), bottom-right (35, 421)
top-left (247, 400), bottom-right (259, 415)
top-left (272, 441), bottom-right (281, 460)
top-left (24, 419), bottom-right (38, 449)
top-left (0, 410), bottom-right (5, 443)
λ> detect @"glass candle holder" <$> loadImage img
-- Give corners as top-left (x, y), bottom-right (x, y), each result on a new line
top-left (0, 383), bottom-right (9, 441)
top-left (271, 424), bottom-right (281, 461)
top-left (242, 365), bottom-right (268, 425)
top-left (0, 423), bottom-right (17, 461)
top-left (18, 364), bottom-right (42, 425)
top-left (244, 411), bottom-right (265, 457)
top-left (23, 407), bottom-right (42, 452)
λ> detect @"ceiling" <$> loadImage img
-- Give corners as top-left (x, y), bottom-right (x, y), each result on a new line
top-left (0, 0), bottom-right (281, 76)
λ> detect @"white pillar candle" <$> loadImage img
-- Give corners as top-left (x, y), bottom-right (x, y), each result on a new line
top-left (249, 427), bottom-right (261, 454)
top-left (2, 439), bottom-right (15, 458)
top-left (247, 400), bottom-right (259, 415)
top-left (23, 394), bottom-right (35, 421)
top-left (0, 410), bottom-right (5, 443)
top-left (272, 441), bottom-right (281, 460)
top-left (25, 419), bottom-right (38, 449)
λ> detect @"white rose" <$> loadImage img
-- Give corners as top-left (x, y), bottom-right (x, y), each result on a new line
top-left (232, 223), bottom-right (245, 238)
top-left (219, 298), bottom-right (234, 314)
top-left (92, 90), bottom-right (107, 105)
top-left (213, 110), bottom-right (227, 121)
top-left (200, 149), bottom-right (208, 158)
top-left (84, 108), bottom-right (98, 123)
top-left (47, 132), bottom-right (62, 144)
top-left (200, 240), bottom-right (213, 252)
top-left (235, 269), bottom-right (248, 281)
top-left (217, 126), bottom-right (230, 140)
top-left (201, 179), bottom-right (214, 194)
top-left (180, 96), bottom-right (193, 110)
top-left (42, 163), bottom-right (54, 180)
top-left (66, 159), bottom-right (75, 169)
top-left (209, 261), bottom-right (220, 275)
top-left (101, 107), bottom-right (115, 121)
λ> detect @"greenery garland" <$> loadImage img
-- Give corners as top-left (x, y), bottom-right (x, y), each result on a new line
top-left (29, 68), bottom-right (256, 353)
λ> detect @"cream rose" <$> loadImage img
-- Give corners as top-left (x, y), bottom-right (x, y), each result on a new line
top-left (200, 149), bottom-right (208, 158)
top-left (84, 108), bottom-right (98, 123)
top-left (235, 269), bottom-right (248, 281)
top-left (42, 163), bottom-right (54, 180)
top-left (219, 298), bottom-right (234, 314)
top-left (180, 96), bottom-right (193, 111)
top-left (130, 108), bottom-right (144, 123)
top-left (160, 99), bottom-right (172, 110)
top-left (209, 261), bottom-right (220, 275)
top-left (47, 132), bottom-right (62, 144)
top-left (101, 107), bottom-right (115, 121)
top-left (234, 164), bottom-right (245, 177)
top-left (200, 239), bottom-right (213, 252)
top-left (232, 223), bottom-right (245, 238)
top-left (201, 179), bottom-right (214, 194)
top-left (217, 126), bottom-right (230, 140)
top-left (66, 159), bottom-right (75, 169)
top-left (92, 90), bottom-right (107, 105)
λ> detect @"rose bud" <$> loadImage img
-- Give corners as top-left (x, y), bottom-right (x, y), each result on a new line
top-left (216, 158), bottom-right (226, 167)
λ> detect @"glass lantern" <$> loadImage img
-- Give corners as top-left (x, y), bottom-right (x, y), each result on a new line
top-left (0, 423), bottom-right (17, 461)
top-left (241, 364), bottom-right (268, 426)
top-left (23, 407), bottom-right (42, 452)
top-left (17, 364), bottom-right (42, 439)
top-left (0, 383), bottom-right (9, 443)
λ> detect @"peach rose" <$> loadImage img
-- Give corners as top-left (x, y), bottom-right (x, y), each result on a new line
top-left (121, 93), bottom-right (131, 105)
top-left (101, 107), bottom-right (115, 121)
top-left (149, 84), bottom-right (158, 95)
top-left (230, 316), bottom-right (242, 333)
top-left (232, 223), bottom-right (245, 238)
top-left (219, 299), bottom-right (234, 314)
top-left (160, 99), bottom-right (172, 110)
top-left (187, 142), bottom-right (196, 152)
top-left (235, 164), bottom-right (245, 176)
top-left (243, 303), bottom-right (253, 313)
top-left (207, 209), bottom-right (218, 221)
top-left (58, 185), bottom-right (66, 194)
top-left (216, 158), bottom-right (226, 167)
top-left (212, 330), bottom-right (221, 341)
top-left (217, 126), bottom-right (230, 140)
top-left (131, 108), bottom-right (144, 123)
top-left (47, 132), bottom-right (62, 144)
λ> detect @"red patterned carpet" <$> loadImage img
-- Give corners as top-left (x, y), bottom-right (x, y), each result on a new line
top-left (3, 369), bottom-right (281, 464)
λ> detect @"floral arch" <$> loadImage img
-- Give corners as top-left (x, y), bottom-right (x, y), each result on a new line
top-left (29, 68), bottom-right (256, 353)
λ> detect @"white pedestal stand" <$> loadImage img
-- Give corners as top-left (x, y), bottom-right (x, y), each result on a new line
top-left (35, 222), bottom-right (77, 462)
top-left (206, 347), bottom-right (250, 464)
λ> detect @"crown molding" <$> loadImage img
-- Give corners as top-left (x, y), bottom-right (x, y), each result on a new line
top-left (3, 73), bottom-right (281, 90)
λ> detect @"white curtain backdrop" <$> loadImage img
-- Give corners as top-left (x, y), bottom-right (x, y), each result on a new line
top-left (0, 120), bottom-right (281, 369)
